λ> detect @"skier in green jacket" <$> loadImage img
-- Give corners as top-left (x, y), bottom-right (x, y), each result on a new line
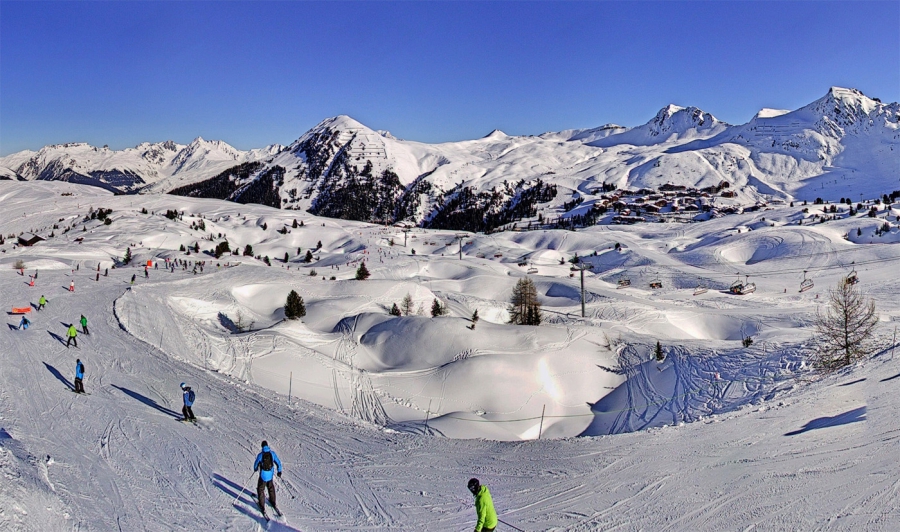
top-left (468, 478), bottom-right (498, 532)
top-left (80, 314), bottom-right (89, 335)
top-left (37, 295), bottom-right (46, 311)
top-left (66, 324), bottom-right (78, 348)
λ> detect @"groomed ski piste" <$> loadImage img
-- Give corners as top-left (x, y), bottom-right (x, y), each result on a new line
top-left (1, 180), bottom-right (899, 530)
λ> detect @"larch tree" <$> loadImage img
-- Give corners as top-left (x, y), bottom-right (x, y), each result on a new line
top-left (814, 277), bottom-right (879, 370)
top-left (509, 278), bottom-right (542, 325)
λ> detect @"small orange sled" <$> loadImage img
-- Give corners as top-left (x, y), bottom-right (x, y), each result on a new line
top-left (12, 307), bottom-right (32, 314)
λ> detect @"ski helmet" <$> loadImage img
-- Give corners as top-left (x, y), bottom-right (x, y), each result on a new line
top-left (261, 440), bottom-right (269, 448)
top-left (467, 478), bottom-right (480, 494)
top-left (180, 382), bottom-right (186, 389)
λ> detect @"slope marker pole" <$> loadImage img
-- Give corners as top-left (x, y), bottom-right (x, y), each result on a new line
top-left (537, 404), bottom-right (546, 440)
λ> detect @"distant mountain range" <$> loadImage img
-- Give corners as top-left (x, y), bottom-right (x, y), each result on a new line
top-left (3, 87), bottom-right (897, 229)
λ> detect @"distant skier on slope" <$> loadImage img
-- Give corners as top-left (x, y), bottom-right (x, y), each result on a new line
top-left (130, 274), bottom-right (136, 285)
top-left (80, 314), bottom-right (89, 335)
top-left (37, 295), bottom-right (46, 310)
top-left (17, 315), bottom-right (30, 330)
top-left (468, 478), bottom-right (498, 532)
top-left (66, 324), bottom-right (78, 348)
top-left (253, 440), bottom-right (283, 518)
top-left (180, 383), bottom-right (196, 422)
top-left (74, 359), bottom-right (85, 393)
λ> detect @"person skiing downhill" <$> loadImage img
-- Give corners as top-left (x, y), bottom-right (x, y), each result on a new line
top-left (74, 359), bottom-right (85, 393)
top-left (17, 316), bottom-right (30, 330)
top-left (80, 315), bottom-right (89, 335)
top-left (37, 295), bottom-right (46, 311)
top-left (66, 324), bottom-right (78, 348)
top-left (130, 274), bottom-right (136, 285)
top-left (253, 441), bottom-right (283, 518)
top-left (468, 478), bottom-right (498, 532)
top-left (180, 383), bottom-right (196, 422)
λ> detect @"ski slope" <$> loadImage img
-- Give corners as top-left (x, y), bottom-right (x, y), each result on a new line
top-left (1, 181), bottom-right (900, 530)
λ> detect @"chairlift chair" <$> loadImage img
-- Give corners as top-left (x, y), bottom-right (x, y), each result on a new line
top-left (649, 278), bottom-right (663, 289)
top-left (693, 278), bottom-right (708, 296)
top-left (799, 270), bottom-right (814, 293)
top-left (527, 265), bottom-right (539, 274)
top-left (846, 270), bottom-right (859, 285)
top-left (729, 277), bottom-right (744, 295)
top-left (617, 272), bottom-right (631, 288)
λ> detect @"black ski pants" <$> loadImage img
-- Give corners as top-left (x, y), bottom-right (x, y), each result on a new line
top-left (74, 377), bottom-right (84, 393)
top-left (66, 336), bottom-right (77, 348)
top-left (82, 326), bottom-right (89, 335)
top-left (182, 405), bottom-right (195, 420)
top-left (257, 477), bottom-right (276, 510)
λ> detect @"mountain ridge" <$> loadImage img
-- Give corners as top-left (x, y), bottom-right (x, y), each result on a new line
top-left (2, 87), bottom-right (896, 229)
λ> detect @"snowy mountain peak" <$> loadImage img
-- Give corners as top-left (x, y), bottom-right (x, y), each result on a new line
top-left (802, 86), bottom-right (885, 127)
top-left (754, 108), bottom-right (791, 119)
top-left (484, 129), bottom-right (508, 139)
top-left (647, 104), bottom-right (723, 137)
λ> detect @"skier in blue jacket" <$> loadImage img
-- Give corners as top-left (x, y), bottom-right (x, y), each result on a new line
top-left (253, 440), bottom-right (283, 518)
top-left (74, 359), bottom-right (85, 393)
top-left (180, 383), bottom-right (196, 422)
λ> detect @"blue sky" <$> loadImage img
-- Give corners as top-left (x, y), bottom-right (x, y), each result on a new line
top-left (1, 1), bottom-right (897, 155)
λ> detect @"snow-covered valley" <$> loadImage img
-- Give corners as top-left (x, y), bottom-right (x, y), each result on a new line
top-left (1, 180), bottom-right (899, 530)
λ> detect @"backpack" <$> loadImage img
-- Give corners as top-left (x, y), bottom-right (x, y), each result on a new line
top-left (261, 451), bottom-right (274, 471)
top-left (188, 390), bottom-right (195, 404)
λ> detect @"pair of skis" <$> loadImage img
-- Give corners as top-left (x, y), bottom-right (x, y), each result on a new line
top-left (258, 501), bottom-right (283, 522)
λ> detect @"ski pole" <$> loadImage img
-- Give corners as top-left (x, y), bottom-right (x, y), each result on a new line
top-left (498, 517), bottom-right (526, 532)
top-left (279, 474), bottom-right (296, 499)
top-left (232, 471), bottom-right (256, 507)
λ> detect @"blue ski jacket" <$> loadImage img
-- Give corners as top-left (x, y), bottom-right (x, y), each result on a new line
top-left (253, 446), bottom-right (283, 482)
top-left (75, 361), bottom-right (84, 380)
top-left (183, 388), bottom-right (195, 407)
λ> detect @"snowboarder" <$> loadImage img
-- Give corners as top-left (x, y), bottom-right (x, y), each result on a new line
top-left (468, 478), bottom-right (498, 532)
top-left (130, 274), bottom-right (136, 285)
top-left (253, 440), bottom-right (283, 518)
top-left (180, 383), bottom-right (196, 421)
top-left (74, 359), bottom-right (85, 393)
top-left (80, 314), bottom-right (89, 335)
top-left (66, 324), bottom-right (78, 348)
top-left (37, 295), bottom-right (46, 310)
top-left (17, 316), bottom-right (30, 330)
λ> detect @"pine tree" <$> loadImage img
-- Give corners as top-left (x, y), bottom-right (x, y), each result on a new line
top-left (431, 298), bottom-right (445, 317)
top-left (304, 250), bottom-right (314, 263)
top-left (509, 278), bottom-right (542, 325)
top-left (471, 309), bottom-right (479, 329)
top-left (243, 244), bottom-right (253, 256)
top-left (124, 247), bottom-right (132, 265)
top-left (390, 303), bottom-right (402, 316)
top-left (356, 262), bottom-right (370, 280)
top-left (292, 219), bottom-right (299, 229)
top-left (401, 293), bottom-right (414, 315)
top-left (284, 252), bottom-right (289, 263)
top-left (814, 277), bottom-right (879, 370)
top-left (264, 256), bottom-right (271, 266)
top-left (285, 290), bottom-right (306, 320)
top-left (655, 341), bottom-right (664, 361)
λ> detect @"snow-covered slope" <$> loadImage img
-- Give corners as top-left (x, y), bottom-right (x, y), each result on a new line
top-left (1, 181), bottom-right (899, 530)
